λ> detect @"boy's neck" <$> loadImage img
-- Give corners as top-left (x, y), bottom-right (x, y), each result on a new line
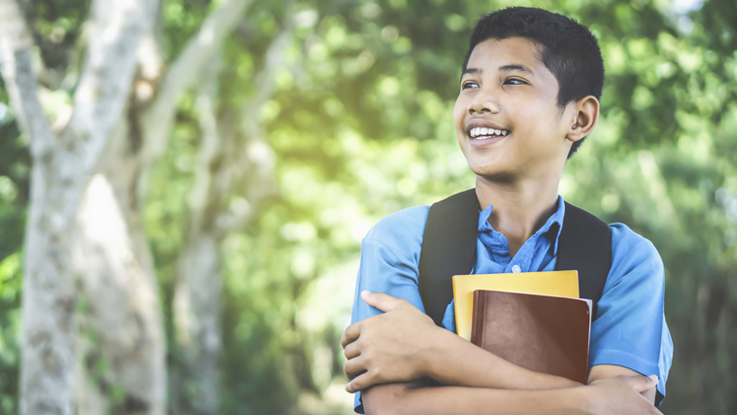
top-left (475, 175), bottom-right (560, 258)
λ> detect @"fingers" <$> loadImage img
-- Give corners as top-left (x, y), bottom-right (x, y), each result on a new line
top-left (345, 372), bottom-right (366, 393)
top-left (343, 356), bottom-right (373, 393)
top-left (361, 290), bottom-right (406, 312)
top-left (345, 367), bottom-right (382, 393)
top-left (341, 291), bottom-right (406, 349)
top-left (340, 322), bottom-right (361, 349)
top-left (344, 341), bottom-right (360, 359)
top-left (629, 374), bottom-right (659, 393)
top-left (343, 354), bottom-right (365, 378)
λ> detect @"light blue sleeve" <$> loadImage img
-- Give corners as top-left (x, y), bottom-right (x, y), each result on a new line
top-left (589, 223), bottom-right (673, 401)
top-left (349, 206), bottom-right (429, 413)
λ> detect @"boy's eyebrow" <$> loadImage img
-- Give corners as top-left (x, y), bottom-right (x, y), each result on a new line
top-left (462, 67), bottom-right (481, 77)
top-left (461, 64), bottom-right (535, 78)
top-left (498, 64), bottom-right (535, 75)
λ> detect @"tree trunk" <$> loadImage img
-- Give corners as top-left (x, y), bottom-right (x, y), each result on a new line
top-left (72, 123), bottom-right (166, 415)
top-left (171, 56), bottom-right (225, 414)
top-left (72, 0), bottom-right (251, 413)
top-left (3, 0), bottom-right (255, 412)
top-left (0, 0), bottom-right (159, 413)
top-left (171, 20), bottom-right (289, 412)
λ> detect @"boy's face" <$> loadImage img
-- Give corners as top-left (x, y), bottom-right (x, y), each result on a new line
top-left (454, 37), bottom-right (576, 183)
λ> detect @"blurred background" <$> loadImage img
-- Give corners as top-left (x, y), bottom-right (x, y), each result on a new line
top-left (0, 0), bottom-right (735, 414)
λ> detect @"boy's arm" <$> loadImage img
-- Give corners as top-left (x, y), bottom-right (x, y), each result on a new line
top-left (343, 291), bottom-right (659, 407)
top-left (341, 291), bottom-right (579, 392)
top-left (586, 231), bottom-right (672, 403)
top-left (361, 375), bottom-right (661, 415)
top-left (344, 230), bottom-right (670, 402)
top-left (344, 296), bottom-right (661, 415)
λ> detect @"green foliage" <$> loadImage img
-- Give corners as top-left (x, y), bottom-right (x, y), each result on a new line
top-left (163, 0), bottom-right (212, 59)
top-left (0, 73), bottom-right (27, 415)
top-left (23, 0), bottom-right (90, 90)
top-left (0, 253), bottom-right (22, 415)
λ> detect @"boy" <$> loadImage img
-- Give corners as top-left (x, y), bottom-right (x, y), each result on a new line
top-left (340, 7), bottom-right (673, 415)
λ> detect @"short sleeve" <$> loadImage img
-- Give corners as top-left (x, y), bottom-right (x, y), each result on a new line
top-left (589, 223), bottom-right (673, 402)
top-left (349, 206), bottom-right (429, 413)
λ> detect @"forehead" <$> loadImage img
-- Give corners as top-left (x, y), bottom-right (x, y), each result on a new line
top-left (465, 37), bottom-right (551, 78)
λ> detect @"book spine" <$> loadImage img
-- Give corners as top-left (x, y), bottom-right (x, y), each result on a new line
top-left (470, 290), bottom-right (484, 346)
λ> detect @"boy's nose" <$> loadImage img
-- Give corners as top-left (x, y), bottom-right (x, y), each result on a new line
top-left (467, 91), bottom-right (500, 115)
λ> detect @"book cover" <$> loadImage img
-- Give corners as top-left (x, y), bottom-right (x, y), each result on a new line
top-left (470, 289), bottom-right (592, 384)
top-left (452, 271), bottom-right (579, 340)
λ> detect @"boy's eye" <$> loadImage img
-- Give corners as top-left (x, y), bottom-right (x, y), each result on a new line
top-left (504, 78), bottom-right (527, 85)
top-left (461, 81), bottom-right (478, 90)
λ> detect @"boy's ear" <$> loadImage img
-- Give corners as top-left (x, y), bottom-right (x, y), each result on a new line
top-left (566, 95), bottom-right (599, 142)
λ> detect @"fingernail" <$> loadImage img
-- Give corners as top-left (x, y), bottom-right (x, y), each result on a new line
top-left (648, 375), bottom-right (659, 382)
top-left (361, 290), bottom-right (371, 299)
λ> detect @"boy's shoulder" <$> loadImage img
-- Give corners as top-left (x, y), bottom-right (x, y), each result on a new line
top-left (357, 205), bottom-right (431, 282)
top-left (608, 222), bottom-right (660, 260)
top-left (607, 222), bottom-right (664, 287)
top-left (362, 202), bottom-right (663, 282)
top-left (364, 205), bottom-right (430, 244)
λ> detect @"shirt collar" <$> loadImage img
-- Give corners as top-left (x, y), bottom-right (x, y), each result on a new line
top-left (477, 195), bottom-right (566, 254)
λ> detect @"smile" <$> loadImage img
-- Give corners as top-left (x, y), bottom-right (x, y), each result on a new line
top-left (469, 127), bottom-right (509, 138)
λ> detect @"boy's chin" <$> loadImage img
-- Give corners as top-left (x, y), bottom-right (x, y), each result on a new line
top-left (467, 163), bottom-right (518, 184)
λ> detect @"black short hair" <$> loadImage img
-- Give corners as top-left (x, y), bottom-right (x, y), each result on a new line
top-left (463, 7), bottom-right (604, 157)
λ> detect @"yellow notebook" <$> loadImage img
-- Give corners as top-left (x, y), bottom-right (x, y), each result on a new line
top-left (452, 271), bottom-right (579, 340)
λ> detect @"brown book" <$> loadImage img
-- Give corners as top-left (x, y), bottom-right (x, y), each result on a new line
top-left (470, 290), bottom-right (592, 384)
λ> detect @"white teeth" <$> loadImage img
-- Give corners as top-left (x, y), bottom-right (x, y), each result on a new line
top-left (469, 127), bottom-right (509, 138)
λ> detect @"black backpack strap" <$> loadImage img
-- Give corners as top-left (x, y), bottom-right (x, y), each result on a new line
top-left (555, 202), bottom-right (611, 320)
top-left (418, 189), bottom-right (479, 326)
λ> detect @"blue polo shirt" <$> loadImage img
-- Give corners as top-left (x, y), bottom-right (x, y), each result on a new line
top-left (350, 196), bottom-right (673, 412)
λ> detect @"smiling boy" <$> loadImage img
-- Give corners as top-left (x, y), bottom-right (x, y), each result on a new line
top-left (340, 7), bottom-right (672, 415)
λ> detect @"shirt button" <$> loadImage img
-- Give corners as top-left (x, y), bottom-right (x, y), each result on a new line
top-left (511, 264), bottom-right (521, 273)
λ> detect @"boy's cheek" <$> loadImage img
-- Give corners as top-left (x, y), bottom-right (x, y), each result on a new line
top-left (453, 98), bottom-right (469, 130)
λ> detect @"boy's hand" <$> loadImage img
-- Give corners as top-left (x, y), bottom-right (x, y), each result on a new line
top-left (582, 375), bottom-right (662, 415)
top-left (340, 291), bottom-right (440, 392)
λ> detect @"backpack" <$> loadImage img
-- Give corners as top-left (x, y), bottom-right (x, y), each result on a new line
top-left (416, 189), bottom-right (670, 407)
